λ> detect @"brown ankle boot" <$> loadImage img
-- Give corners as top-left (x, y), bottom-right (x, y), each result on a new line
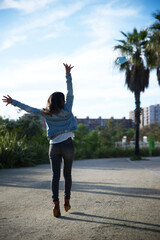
top-left (64, 198), bottom-right (71, 212)
top-left (53, 201), bottom-right (61, 217)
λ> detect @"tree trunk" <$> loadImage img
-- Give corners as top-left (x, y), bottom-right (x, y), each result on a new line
top-left (157, 67), bottom-right (160, 85)
top-left (134, 91), bottom-right (140, 156)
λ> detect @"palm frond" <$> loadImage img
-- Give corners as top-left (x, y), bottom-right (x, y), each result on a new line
top-left (139, 30), bottom-right (148, 40)
top-left (117, 40), bottom-right (127, 45)
top-left (151, 24), bottom-right (160, 31)
top-left (114, 44), bottom-right (133, 55)
top-left (145, 49), bottom-right (157, 68)
top-left (120, 31), bottom-right (127, 37)
top-left (152, 11), bottom-right (160, 21)
top-left (125, 63), bottom-right (150, 93)
top-left (151, 11), bottom-right (160, 31)
top-left (140, 40), bottom-right (148, 47)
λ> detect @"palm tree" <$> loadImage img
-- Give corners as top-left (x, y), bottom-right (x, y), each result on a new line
top-left (151, 11), bottom-right (160, 31)
top-left (148, 11), bottom-right (160, 84)
top-left (114, 28), bottom-right (150, 156)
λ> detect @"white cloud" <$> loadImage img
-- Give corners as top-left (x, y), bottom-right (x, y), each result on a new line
top-left (0, 56), bottom-right (65, 91)
top-left (0, 35), bottom-right (26, 51)
top-left (16, 2), bottom-right (84, 31)
top-left (82, 1), bottom-right (140, 46)
top-left (42, 21), bottom-right (68, 39)
top-left (0, 1), bottom-right (86, 50)
top-left (0, 0), bottom-right (57, 13)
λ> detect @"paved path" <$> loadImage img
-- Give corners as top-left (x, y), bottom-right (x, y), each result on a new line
top-left (0, 157), bottom-right (160, 240)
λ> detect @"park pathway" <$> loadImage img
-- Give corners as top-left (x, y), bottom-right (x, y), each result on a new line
top-left (0, 157), bottom-right (160, 240)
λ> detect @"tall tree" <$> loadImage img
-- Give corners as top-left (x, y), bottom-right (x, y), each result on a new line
top-left (151, 11), bottom-right (160, 31)
top-left (114, 28), bottom-right (150, 156)
top-left (148, 11), bottom-right (160, 84)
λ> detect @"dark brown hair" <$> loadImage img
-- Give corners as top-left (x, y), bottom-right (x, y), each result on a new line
top-left (42, 92), bottom-right (65, 115)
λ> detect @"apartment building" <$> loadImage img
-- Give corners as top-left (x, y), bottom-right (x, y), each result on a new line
top-left (76, 116), bottom-right (133, 131)
top-left (129, 104), bottom-right (160, 127)
top-left (129, 110), bottom-right (143, 128)
top-left (143, 104), bottom-right (160, 126)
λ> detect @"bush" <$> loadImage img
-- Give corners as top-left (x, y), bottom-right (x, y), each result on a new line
top-left (0, 133), bottom-right (49, 169)
top-left (0, 119), bottom-right (160, 168)
top-left (0, 116), bottom-right (49, 169)
top-left (0, 133), bottom-right (29, 168)
top-left (74, 144), bottom-right (160, 160)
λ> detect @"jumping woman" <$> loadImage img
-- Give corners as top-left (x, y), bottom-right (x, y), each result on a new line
top-left (2, 63), bottom-right (78, 217)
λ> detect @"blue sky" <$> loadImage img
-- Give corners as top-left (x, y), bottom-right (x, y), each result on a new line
top-left (0, 0), bottom-right (160, 120)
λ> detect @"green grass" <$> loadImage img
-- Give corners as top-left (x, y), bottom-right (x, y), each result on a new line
top-left (130, 156), bottom-right (149, 161)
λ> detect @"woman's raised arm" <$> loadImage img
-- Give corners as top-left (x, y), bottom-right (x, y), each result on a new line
top-left (63, 63), bottom-right (74, 111)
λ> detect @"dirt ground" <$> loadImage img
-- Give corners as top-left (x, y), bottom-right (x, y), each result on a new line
top-left (0, 157), bottom-right (160, 240)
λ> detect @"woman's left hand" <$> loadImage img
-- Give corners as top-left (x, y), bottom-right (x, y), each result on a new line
top-left (63, 63), bottom-right (74, 74)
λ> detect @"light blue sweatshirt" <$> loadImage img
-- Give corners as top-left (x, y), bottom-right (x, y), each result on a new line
top-left (12, 73), bottom-right (78, 139)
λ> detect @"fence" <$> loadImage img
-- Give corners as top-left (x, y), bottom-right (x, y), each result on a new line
top-left (115, 141), bottom-right (160, 148)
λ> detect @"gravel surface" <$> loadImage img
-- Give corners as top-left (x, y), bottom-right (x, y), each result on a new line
top-left (0, 157), bottom-right (160, 240)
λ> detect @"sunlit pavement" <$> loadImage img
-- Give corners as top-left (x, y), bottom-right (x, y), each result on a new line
top-left (0, 157), bottom-right (160, 240)
top-left (127, 156), bottom-right (160, 175)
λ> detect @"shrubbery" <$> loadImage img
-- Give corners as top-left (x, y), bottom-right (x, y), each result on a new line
top-left (0, 116), bottom-right (160, 168)
top-left (0, 116), bottom-right (49, 168)
top-left (73, 123), bottom-right (160, 160)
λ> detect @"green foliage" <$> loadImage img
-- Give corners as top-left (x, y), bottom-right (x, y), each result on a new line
top-left (125, 128), bottom-right (136, 140)
top-left (0, 116), bottom-right (49, 169)
top-left (73, 123), bottom-right (160, 160)
top-left (130, 156), bottom-right (143, 161)
top-left (74, 124), bottom-right (98, 159)
top-left (95, 146), bottom-right (134, 159)
top-left (140, 123), bottom-right (160, 141)
top-left (74, 123), bottom-right (135, 160)
top-left (140, 147), bottom-right (160, 157)
top-left (0, 117), bottom-right (159, 168)
top-left (96, 126), bottom-right (113, 147)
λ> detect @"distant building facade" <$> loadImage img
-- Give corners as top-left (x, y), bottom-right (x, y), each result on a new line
top-left (129, 104), bottom-right (160, 128)
top-left (75, 117), bottom-right (106, 131)
top-left (129, 110), bottom-right (143, 128)
top-left (114, 117), bottom-right (134, 129)
top-left (143, 104), bottom-right (160, 126)
top-left (23, 114), bottom-right (134, 131)
top-left (75, 116), bottom-right (133, 131)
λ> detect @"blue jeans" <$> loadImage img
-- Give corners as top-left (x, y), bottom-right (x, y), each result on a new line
top-left (49, 138), bottom-right (74, 202)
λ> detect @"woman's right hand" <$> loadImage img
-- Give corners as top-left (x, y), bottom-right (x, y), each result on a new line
top-left (2, 95), bottom-right (12, 106)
